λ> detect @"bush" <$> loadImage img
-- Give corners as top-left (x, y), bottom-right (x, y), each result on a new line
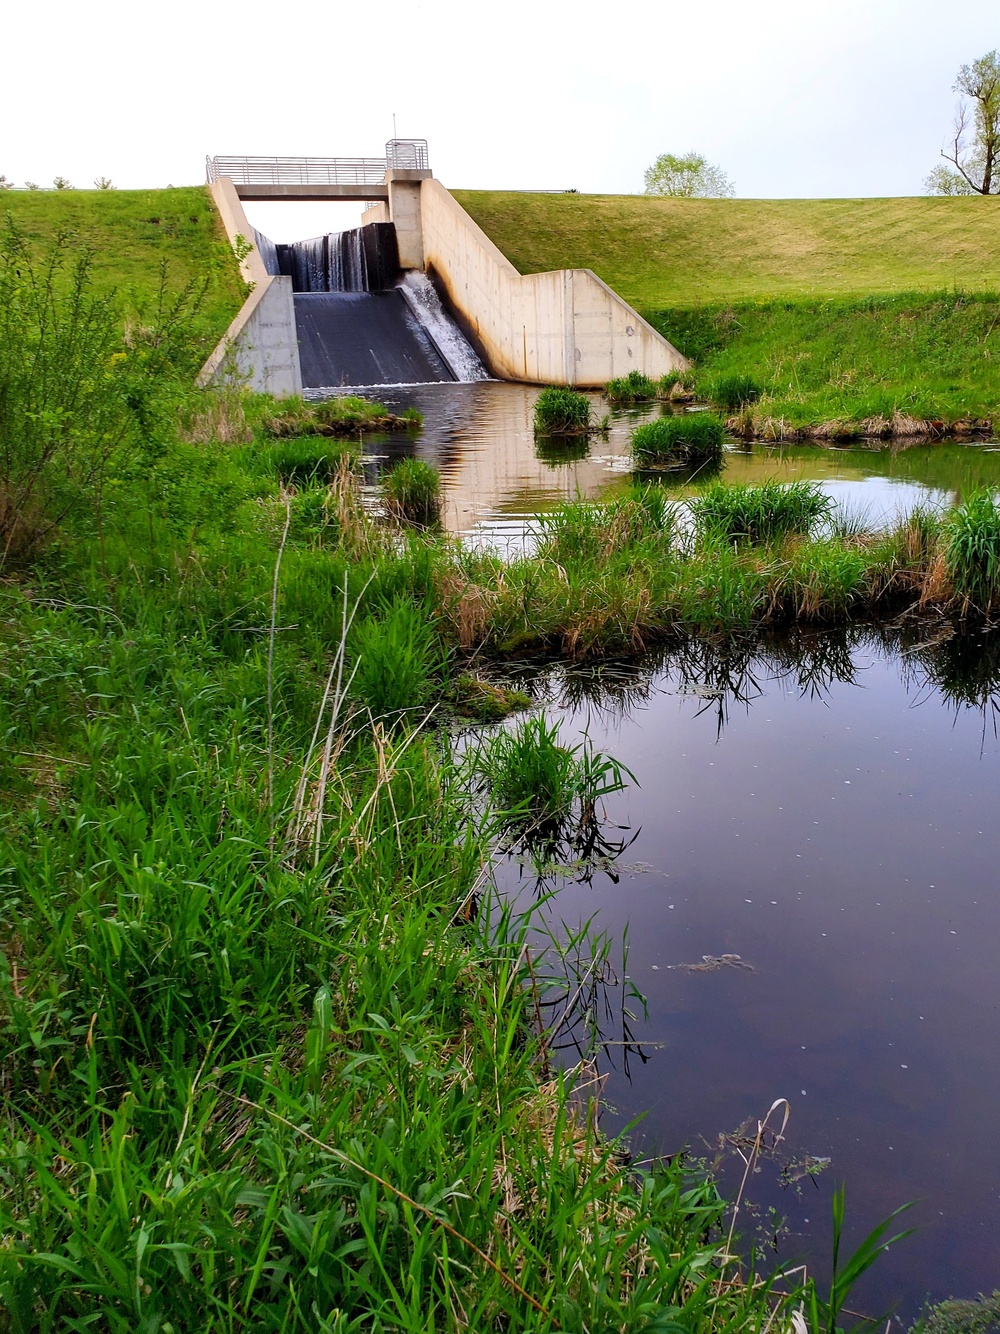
top-left (381, 458), bottom-right (441, 526)
top-left (709, 373), bottom-right (763, 411)
top-left (0, 224), bottom-right (191, 560)
top-left (350, 597), bottom-right (445, 719)
top-left (692, 480), bottom-right (832, 545)
top-left (631, 413), bottom-right (726, 464)
top-left (945, 489), bottom-right (1000, 610)
top-left (605, 370), bottom-right (656, 403)
top-left (533, 386), bottom-right (591, 435)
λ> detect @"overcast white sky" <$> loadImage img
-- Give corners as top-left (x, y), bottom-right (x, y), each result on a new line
top-left (3, 0), bottom-right (998, 239)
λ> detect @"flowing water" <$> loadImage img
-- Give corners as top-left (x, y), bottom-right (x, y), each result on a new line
top-left (313, 379), bottom-right (1000, 1311)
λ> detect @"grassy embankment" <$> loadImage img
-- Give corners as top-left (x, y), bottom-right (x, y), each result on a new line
top-left (0, 186), bottom-right (244, 370)
top-left (456, 191), bottom-right (1000, 435)
top-left (2, 209), bottom-right (905, 1331)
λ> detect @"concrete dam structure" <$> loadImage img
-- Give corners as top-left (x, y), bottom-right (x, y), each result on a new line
top-left (198, 144), bottom-right (687, 396)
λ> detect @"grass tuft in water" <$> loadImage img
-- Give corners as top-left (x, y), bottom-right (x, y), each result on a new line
top-left (632, 412), bottom-right (726, 465)
top-left (692, 480), bottom-right (832, 546)
top-left (533, 385), bottom-right (591, 435)
top-left (604, 369), bottom-right (657, 403)
top-left (381, 457), bottom-right (442, 527)
top-left (944, 489), bottom-right (1000, 611)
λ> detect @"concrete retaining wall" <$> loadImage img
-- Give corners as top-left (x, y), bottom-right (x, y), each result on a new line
top-left (197, 179), bottom-right (302, 397)
top-left (418, 179), bottom-right (687, 386)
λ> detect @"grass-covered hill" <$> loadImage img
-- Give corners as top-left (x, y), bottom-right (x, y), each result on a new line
top-left (455, 191), bottom-right (1000, 430)
top-left (454, 192), bottom-right (1000, 305)
top-left (0, 186), bottom-right (242, 366)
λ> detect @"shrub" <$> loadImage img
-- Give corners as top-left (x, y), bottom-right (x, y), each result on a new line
top-left (350, 597), bottom-right (445, 719)
top-left (0, 225), bottom-right (191, 560)
top-left (945, 489), bottom-right (1000, 610)
top-left (709, 373), bottom-right (763, 411)
top-left (533, 386), bottom-right (591, 435)
top-left (604, 370), bottom-right (657, 403)
top-left (691, 480), bottom-right (832, 545)
top-left (381, 458), bottom-right (442, 526)
top-left (631, 413), bottom-right (725, 464)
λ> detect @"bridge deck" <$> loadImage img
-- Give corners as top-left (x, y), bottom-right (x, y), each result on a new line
top-left (234, 184), bottom-right (388, 202)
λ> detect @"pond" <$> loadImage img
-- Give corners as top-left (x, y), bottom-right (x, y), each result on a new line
top-left (314, 381), bottom-right (1000, 543)
top-left (488, 629), bottom-right (1000, 1319)
top-left (319, 380), bottom-right (1000, 1312)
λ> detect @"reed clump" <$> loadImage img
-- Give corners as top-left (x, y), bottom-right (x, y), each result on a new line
top-left (944, 489), bottom-right (1000, 612)
top-left (692, 480), bottom-right (832, 546)
top-left (709, 372), bottom-right (763, 411)
top-left (632, 412), bottom-right (726, 465)
top-left (533, 385), bottom-right (592, 435)
top-left (604, 369), bottom-right (657, 403)
top-left (381, 457), bottom-right (442, 526)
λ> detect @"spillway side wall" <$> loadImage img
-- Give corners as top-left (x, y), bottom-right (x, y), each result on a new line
top-left (418, 179), bottom-right (688, 386)
top-left (198, 179), bottom-right (302, 397)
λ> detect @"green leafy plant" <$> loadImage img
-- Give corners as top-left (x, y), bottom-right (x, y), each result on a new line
top-left (350, 595), bottom-right (446, 719)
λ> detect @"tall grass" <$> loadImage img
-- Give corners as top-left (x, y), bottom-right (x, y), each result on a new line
top-left (533, 385), bottom-right (591, 435)
top-left (944, 489), bottom-right (1000, 611)
top-left (381, 456), bottom-right (442, 526)
top-left (692, 480), bottom-right (832, 545)
top-left (632, 412), bottom-right (726, 465)
top-left (604, 369), bottom-right (656, 403)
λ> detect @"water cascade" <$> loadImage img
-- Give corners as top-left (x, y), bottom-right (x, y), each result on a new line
top-left (257, 221), bottom-right (489, 389)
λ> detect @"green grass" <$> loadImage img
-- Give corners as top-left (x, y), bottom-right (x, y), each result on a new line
top-left (691, 480), bottom-right (833, 546)
top-left (1, 187), bottom-right (242, 362)
top-left (455, 192), bottom-right (1000, 305)
top-left (632, 413), bottom-right (726, 465)
top-left (533, 385), bottom-right (592, 435)
top-left (604, 369), bottom-right (657, 403)
top-left (381, 457), bottom-right (442, 526)
top-left (455, 191), bottom-right (1000, 429)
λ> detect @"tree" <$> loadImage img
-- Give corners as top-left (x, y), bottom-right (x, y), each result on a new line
top-left (927, 51), bottom-right (1000, 195)
top-left (644, 152), bottom-right (735, 198)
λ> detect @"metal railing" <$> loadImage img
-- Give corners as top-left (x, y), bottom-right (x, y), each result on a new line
top-left (206, 142), bottom-right (430, 185)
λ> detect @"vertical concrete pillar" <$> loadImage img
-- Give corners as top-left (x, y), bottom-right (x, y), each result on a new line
top-left (384, 169), bottom-right (431, 269)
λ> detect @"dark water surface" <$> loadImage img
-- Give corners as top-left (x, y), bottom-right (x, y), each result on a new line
top-left (312, 381), bottom-right (1000, 541)
top-left (488, 632), bottom-right (1000, 1317)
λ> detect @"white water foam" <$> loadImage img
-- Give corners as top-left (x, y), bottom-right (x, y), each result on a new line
top-left (398, 271), bottom-right (490, 382)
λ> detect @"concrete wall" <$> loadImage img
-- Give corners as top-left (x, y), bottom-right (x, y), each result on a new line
top-left (418, 178), bottom-right (687, 386)
top-left (198, 179), bottom-right (302, 397)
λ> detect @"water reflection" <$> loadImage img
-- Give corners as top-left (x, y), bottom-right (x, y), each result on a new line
top-left (484, 626), bottom-right (1000, 1316)
top-left (318, 382), bottom-right (1000, 542)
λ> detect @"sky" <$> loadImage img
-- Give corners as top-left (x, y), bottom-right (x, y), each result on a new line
top-left (3, 0), bottom-right (998, 240)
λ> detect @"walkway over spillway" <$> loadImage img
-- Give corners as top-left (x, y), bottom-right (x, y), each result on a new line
top-left (206, 143), bottom-right (429, 201)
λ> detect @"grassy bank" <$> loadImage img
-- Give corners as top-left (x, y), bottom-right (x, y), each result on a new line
top-left (1, 187), bottom-right (243, 367)
top-left (454, 192), bottom-right (1000, 306)
top-left (456, 191), bottom-right (1000, 432)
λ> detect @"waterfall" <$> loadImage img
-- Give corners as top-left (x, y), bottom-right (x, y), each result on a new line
top-left (276, 223), bottom-right (400, 293)
top-left (398, 272), bottom-right (489, 382)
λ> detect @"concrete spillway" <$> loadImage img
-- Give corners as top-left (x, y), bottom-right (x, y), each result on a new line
top-left (294, 291), bottom-right (454, 388)
top-left (255, 220), bottom-right (487, 389)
